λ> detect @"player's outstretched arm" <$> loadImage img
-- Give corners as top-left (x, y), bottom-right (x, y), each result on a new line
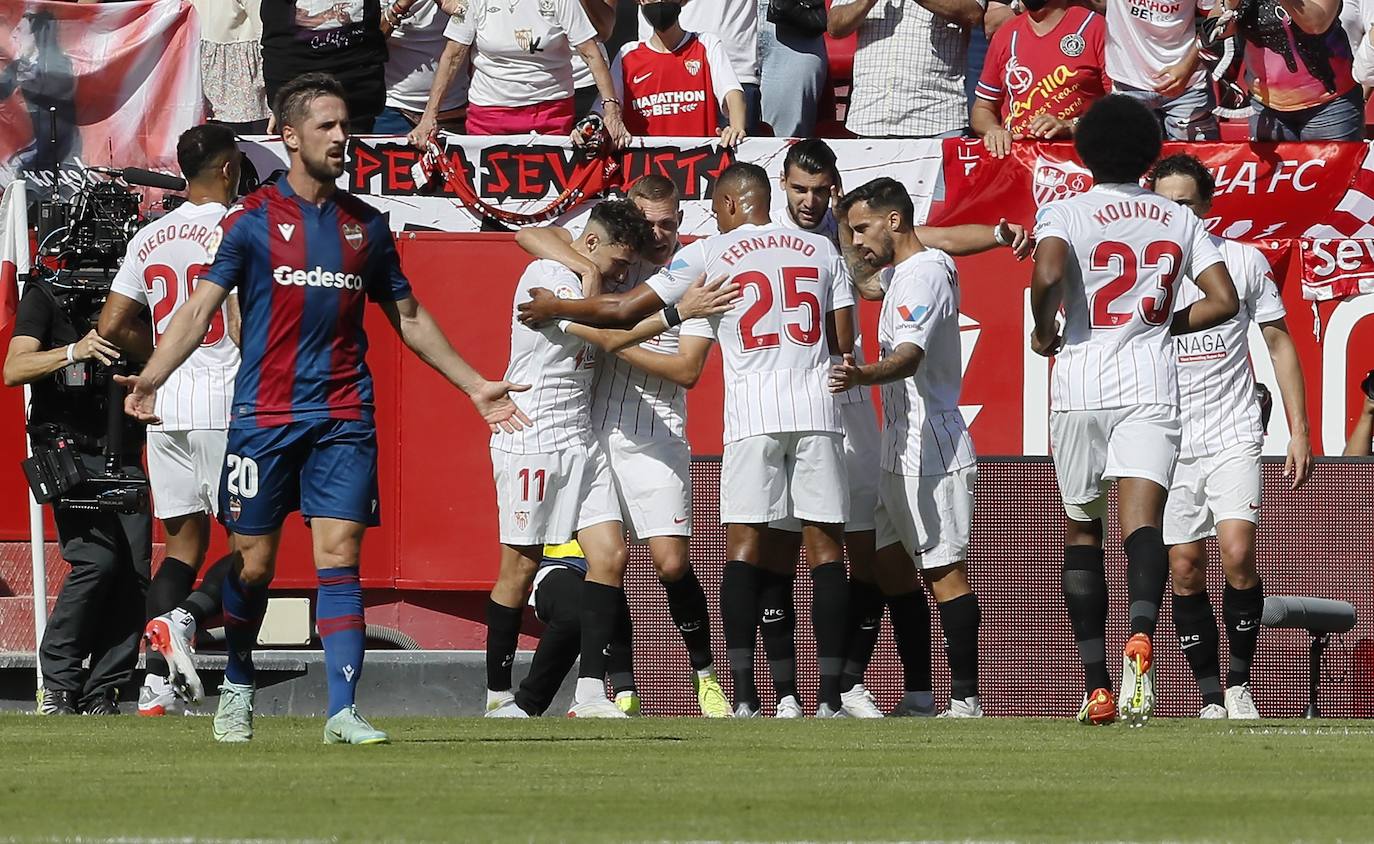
top-left (835, 207), bottom-right (884, 300)
top-left (97, 291), bottom-right (154, 362)
top-left (1172, 262), bottom-right (1240, 335)
top-left (115, 281), bottom-right (229, 424)
top-left (562, 274), bottom-right (737, 354)
top-left (916, 220), bottom-right (1033, 260)
top-left (1029, 236), bottom-right (1068, 356)
top-left (380, 295), bottom-right (532, 433)
top-left (519, 282), bottom-right (668, 329)
top-left (1261, 318), bottom-right (1313, 488)
top-left (514, 226), bottom-right (602, 295)
top-left (616, 335), bottom-right (713, 388)
top-left (829, 344), bottom-right (924, 392)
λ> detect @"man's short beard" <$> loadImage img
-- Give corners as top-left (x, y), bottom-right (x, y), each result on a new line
top-left (302, 152), bottom-right (344, 183)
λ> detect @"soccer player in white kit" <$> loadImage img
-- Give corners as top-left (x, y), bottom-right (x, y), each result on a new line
top-left (830, 177), bottom-right (984, 718)
top-left (488, 200), bottom-right (735, 718)
top-left (1030, 96), bottom-right (1239, 726)
top-left (766, 140), bottom-right (1033, 717)
top-left (97, 124), bottom-right (245, 715)
top-left (512, 175), bottom-right (731, 717)
top-left (520, 162), bottom-right (858, 716)
top-left (1148, 154), bottom-right (1312, 719)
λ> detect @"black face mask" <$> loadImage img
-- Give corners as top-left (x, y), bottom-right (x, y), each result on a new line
top-left (1021, 0), bottom-right (1049, 11)
top-left (641, 2), bottom-right (681, 31)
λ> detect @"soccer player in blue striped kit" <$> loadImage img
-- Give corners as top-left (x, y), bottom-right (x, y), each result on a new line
top-left (120, 74), bottom-right (529, 744)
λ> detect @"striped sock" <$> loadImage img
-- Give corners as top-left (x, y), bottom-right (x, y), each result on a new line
top-left (317, 567), bottom-right (366, 716)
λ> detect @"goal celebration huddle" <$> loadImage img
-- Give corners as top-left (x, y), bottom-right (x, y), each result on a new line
top-left (122, 77), bottom-right (1311, 742)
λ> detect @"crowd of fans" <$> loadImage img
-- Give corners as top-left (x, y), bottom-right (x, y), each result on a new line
top-left (69, 0), bottom-right (1374, 144)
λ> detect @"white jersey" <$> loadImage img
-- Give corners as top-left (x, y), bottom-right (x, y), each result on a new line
top-left (491, 260), bottom-right (598, 454)
top-left (110, 201), bottom-right (239, 432)
top-left (646, 222), bottom-right (853, 443)
top-left (770, 205), bottom-right (869, 407)
top-left (1034, 183), bottom-right (1224, 412)
top-left (1175, 237), bottom-right (1286, 460)
top-left (589, 259), bottom-right (711, 440)
top-left (877, 249), bottom-right (976, 476)
top-left (1106, 0), bottom-right (1214, 92)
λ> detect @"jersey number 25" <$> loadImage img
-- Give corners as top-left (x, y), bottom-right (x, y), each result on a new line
top-left (736, 267), bottom-right (823, 351)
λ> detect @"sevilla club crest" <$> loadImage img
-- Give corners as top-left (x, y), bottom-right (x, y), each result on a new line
top-left (1032, 156), bottom-right (1094, 207)
top-left (684, 59), bottom-right (701, 76)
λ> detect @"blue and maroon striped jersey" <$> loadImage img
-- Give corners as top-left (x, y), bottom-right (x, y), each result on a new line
top-left (202, 180), bottom-right (411, 428)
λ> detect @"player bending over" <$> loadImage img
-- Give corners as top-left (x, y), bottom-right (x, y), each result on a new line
top-left (830, 177), bottom-right (983, 718)
top-left (1148, 154), bottom-right (1312, 719)
top-left (511, 175), bottom-right (730, 717)
top-left (120, 73), bottom-right (530, 744)
top-left (487, 200), bottom-right (734, 717)
top-left (1030, 95), bottom-right (1238, 726)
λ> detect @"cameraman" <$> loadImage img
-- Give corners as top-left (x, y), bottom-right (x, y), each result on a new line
top-left (1344, 370), bottom-right (1374, 456)
top-left (4, 286), bottom-right (150, 715)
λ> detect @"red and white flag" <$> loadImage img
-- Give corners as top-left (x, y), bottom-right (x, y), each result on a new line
top-left (0, 180), bottom-right (27, 330)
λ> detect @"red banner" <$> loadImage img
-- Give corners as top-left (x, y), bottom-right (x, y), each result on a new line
top-left (0, 0), bottom-right (202, 200)
top-left (934, 140), bottom-right (1374, 302)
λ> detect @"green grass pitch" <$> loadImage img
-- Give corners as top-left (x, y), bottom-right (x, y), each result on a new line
top-left (3, 714), bottom-right (1373, 843)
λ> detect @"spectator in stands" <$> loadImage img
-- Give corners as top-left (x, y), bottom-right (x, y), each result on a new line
top-left (193, 0), bottom-right (270, 133)
top-left (1102, 0), bottom-right (1220, 140)
top-left (598, 0), bottom-right (746, 145)
top-left (1212, 0), bottom-right (1362, 140)
top-left (408, 0), bottom-right (627, 142)
top-left (829, 0), bottom-right (986, 139)
top-left (756, 0), bottom-right (828, 137)
top-left (641, 0), bottom-right (761, 132)
top-left (1344, 370), bottom-right (1374, 456)
top-left (375, 0), bottom-right (469, 135)
top-left (260, 1), bottom-right (392, 133)
top-left (1348, 0), bottom-right (1374, 88)
top-left (971, 0), bottom-right (1107, 157)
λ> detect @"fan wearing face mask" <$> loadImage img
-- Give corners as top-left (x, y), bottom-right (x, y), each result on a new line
top-left (595, 0), bottom-right (748, 145)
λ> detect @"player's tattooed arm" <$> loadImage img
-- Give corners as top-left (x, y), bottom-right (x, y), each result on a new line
top-left (1172, 262), bottom-right (1239, 335)
top-left (561, 274), bottom-right (736, 353)
top-left (514, 226), bottom-right (603, 296)
top-left (1261, 318), bottom-right (1313, 487)
top-left (97, 291), bottom-right (154, 362)
top-left (1029, 236), bottom-right (1067, 357)
top-left (379, 295), bottom-right (533, 433)
top-left (828, 343), bottom-right (924, 391)
top-left (916, 219), bottom-right (1033, 260)
top-left (117, 280), bottom-right (232, 424)
top-left (836, 205), bottom-right (885, 297)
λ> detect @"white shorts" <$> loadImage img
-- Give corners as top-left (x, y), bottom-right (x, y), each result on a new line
top-left (770, 404), bottom-right (879, 534)
top-left (1049, 405), bottom-right (1181, 522)
top-left (874, 465), bottom-right (975, 569)
top-left (597, 427), bottom-right (691, 541)
top-left (491, 441), bottom-right (621, 547)
top-left (720, 431), bottom-right (849, 525)
top-left (146, 429), bottom-right (228, 520)
top-left (1164, 441), bottom-right (1262, 545)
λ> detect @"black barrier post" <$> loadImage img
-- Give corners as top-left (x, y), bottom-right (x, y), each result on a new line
top-left (1306, 632), bottom-right (1329, 719)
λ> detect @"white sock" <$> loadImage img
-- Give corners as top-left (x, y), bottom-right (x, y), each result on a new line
top-left (575, 677), bottom-right (606, 703)
top-left (615, 689), bottom-right (637, 702)
top-left (486, 688), bottom-right (513, 708)
top-left (143, 673), bottom-right (171, 694)
top-left (696, 667), bottom-right (715, 681)
top-left (170, 607), bottom-right (196, 638)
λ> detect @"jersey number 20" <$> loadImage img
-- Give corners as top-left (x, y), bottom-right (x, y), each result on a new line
top-left (144, 262), bottom-right (227, 346)
top-left (1089, 241), bottom-right (1182, 329)
top-left (736, 267), bottom-right (823, 351)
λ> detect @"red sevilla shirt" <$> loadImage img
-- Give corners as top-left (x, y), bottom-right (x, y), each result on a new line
top-left (976, 8), bottom-right (1110, 136)
top-left (609, 31), bottom-right (741, 137)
